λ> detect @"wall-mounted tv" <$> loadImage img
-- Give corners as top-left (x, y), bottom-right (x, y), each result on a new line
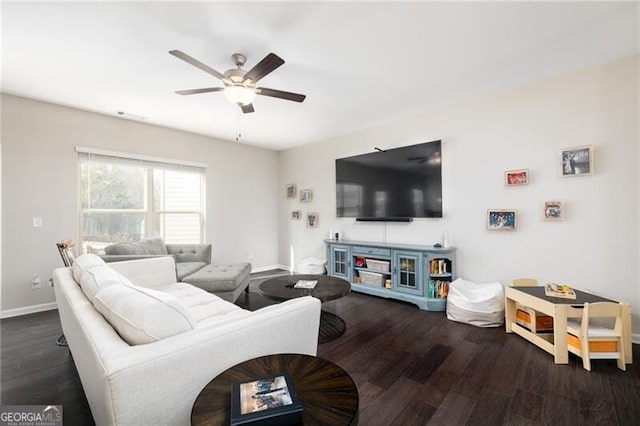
top-left (336, 140), bottom-right (442, 220)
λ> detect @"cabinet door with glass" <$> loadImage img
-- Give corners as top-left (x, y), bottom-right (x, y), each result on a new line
top-left (392, 250), bottom-right (423, 296)
top-left (329, 244), bottom-right (352, 281)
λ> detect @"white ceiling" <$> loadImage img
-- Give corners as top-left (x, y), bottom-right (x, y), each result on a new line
top-left (2, 1), bottom-right (638, 151)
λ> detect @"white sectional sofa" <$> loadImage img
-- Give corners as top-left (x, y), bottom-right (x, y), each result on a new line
top-left (53, 255), bottom-right (321, 426)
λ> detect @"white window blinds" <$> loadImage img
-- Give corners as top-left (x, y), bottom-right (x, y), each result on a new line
top-left (77, 147), bottom-right (206, 254)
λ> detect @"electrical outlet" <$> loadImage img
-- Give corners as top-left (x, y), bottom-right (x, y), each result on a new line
top-left (32, 276), bottom-right (42, 289)
top-left (248, 252), bottom-right (255, 262)
top-left (32, 217), bottom-right (43, 227)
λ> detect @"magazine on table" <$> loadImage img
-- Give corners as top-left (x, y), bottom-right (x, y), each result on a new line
top-left (230, 373), bottom-right (303, 425)
top-left (294, 280), bottom-right (318, 289)
top-left (544, 283), bottom-right (576, 299)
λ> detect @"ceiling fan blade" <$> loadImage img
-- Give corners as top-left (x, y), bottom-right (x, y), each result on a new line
top-left (175, 87), bottom-right (224, 95)
top-left (241, 104), bottom-right (255, 114)
top-left (256, 87), bottom-right (306, 103)
top-left (242, 53), bottom-right (284, 84)
top-left (169, 50), bottom-right (228, 82)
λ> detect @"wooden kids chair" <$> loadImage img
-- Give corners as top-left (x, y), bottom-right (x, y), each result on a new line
top-left (566, 302), bottom-right (626, 371)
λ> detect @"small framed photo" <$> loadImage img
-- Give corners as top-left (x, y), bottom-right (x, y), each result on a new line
top-left (306, 212), bottom-right (319, 228)
top-left (291, 210), bottom-right (301, 220)
top-left (286, 184), bottom-right (297, 198)
top-left (487, 209), bottom-right (517, 231)
top-left (505, 169), bottom-right (529, 186)
top-left (300, 189), bottom-right (313, 202)
top-left (543, 201), bottom-right (563, 221)
top-left (560, 145), bottom-right (593, 177)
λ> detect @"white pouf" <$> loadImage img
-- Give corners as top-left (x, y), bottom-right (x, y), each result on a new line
top-left (446, 277), bottom-right (505, 327)
top-left (295, 257), bottom-right (326, 275)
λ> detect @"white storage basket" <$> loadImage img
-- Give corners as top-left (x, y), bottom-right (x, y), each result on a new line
top-left (366, 259), bottom-right (390, 272)
top-left (359, 270), bottom-right (385, 286)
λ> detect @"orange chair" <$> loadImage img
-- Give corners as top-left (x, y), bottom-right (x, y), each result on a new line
top-left (512, 278), bottom-right (554, 333)
top-left (567, 302), bottom-right (626, 371)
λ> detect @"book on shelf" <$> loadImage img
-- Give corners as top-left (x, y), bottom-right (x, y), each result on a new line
top-left (428, 279), bottom-right (449, 298)
top-left (430, 259), bottom-right (448, 275)
top-left (544, 283), bottom-right (576, 299)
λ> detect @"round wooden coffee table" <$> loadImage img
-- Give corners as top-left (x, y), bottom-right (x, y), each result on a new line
top-left (191, 354), bottom-right (359, 425)
top-left (258, 274), bottom-right (351, 343)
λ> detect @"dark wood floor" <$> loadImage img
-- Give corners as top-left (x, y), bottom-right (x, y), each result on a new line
top-left (2, 277), bottom-right (640, 425)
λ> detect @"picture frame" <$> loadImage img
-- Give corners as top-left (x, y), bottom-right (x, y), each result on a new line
top-left (306, 212), bottom-right (319, 228)
top-left (504, 169), bottom-right (529, 186)
top-left (487, 209), bottom-right (517, 231)
top-left (560, 145), bottom-right (593, 177)
top-left (291, 210), bottom-right (301, 220)
top-left (286, 184), bottom-right (297, 199)
top-left (543, 200), bottom-right (563, 221)
top-left (300, 189), bottom-right (313, 202)
top-left (230, 373), bottom-right (303, 426)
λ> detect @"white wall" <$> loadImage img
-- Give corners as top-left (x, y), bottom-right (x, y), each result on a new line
top-left (279, 56), bottom-right (640, 333)
top-left (1, 94), bottom-right (280, 314)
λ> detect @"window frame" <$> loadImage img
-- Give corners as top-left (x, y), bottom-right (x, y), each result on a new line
top-left (77, 148), bottom-right (206, 253)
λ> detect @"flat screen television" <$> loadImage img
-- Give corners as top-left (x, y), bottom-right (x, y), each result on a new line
top-left (336, 140), bottom-right (442, 220)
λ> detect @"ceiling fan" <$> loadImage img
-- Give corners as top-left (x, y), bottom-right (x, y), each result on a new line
top-left (169, 50), bottom-right (306, 114)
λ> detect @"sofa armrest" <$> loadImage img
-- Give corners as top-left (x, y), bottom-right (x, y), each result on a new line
top-left (102, 297), bottom-right (321, 425)
top-left (107, 257), bottom-right (178, 288)
top-left (166, 243), bottom-right (212, 264)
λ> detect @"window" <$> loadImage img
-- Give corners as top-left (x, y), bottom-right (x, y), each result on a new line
top-left (336, 183), bottom-right (362, 217)
top-left (78, 149), bottom-right (205, 254)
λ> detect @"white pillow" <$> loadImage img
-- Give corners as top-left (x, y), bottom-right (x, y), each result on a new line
top-left (79, 266), bottom-right (133, 303)
top-left (71, 253), bottom-right (106, 282)
top-left (93, 283), bottom-right (196, 345)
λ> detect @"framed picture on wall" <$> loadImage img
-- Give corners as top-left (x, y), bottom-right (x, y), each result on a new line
top-left (543, 201), bottom-right (563, 221)
top-left (504, 169), bottom-right (529, 186)
top-left (300, 189), bottom-right (313, 202)
top-left (560, 145), bottom-right (593, 177)
top-left (286, 184), bottom-right (297, 198)
top-left (306, 212), bottom-right (319, 228)
top-left (291, 210), bottom-right (301, 220)
top-left (487, 209), bottom-right (517, 231)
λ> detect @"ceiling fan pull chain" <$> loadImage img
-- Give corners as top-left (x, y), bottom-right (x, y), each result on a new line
top-left (236, 109), bottom-right (242, 141)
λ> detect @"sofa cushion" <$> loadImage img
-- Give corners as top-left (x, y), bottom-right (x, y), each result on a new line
top-left (157, 282), bottom-right (248, 324)
top-left (72, 253), bottom-right (106, 282)
top-left (104, 237), bottom-right (169, 256)
top-left (176, 262), bottom-right (207, 281)
top-left (166, 244), bottom-right (212, 264)
top-left (79, 265), bottom-right (133, 303)
top-left (182, 263), bottom-right (251, 292)
top-left (94, 283), bottom-right (196, 345)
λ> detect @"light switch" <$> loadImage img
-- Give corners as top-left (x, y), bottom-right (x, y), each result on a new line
top-left (33, 217), bottom-right (43, 227)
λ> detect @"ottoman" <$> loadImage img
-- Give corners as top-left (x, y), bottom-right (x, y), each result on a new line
top-left (183, 263), bottom-right (251, 303)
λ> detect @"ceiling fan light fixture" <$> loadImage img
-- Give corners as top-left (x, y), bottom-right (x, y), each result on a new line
top-left (224, 85), bottom-right (256, 106)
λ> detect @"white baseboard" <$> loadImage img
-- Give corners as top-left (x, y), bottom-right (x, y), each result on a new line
top-left (0, 302), bottom-right (57, 319)
top-left (251, 264), bottom-right (292, 273)
top-left (276, 264), bottom-right (294, 272)
top-left (633, 333), bottom-right (640, 345)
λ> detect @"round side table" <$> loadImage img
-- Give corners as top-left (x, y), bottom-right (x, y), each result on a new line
top-left (192, 353), bottom-right (359, 425)
top-left (258, 274), bottom-right (351, 343)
